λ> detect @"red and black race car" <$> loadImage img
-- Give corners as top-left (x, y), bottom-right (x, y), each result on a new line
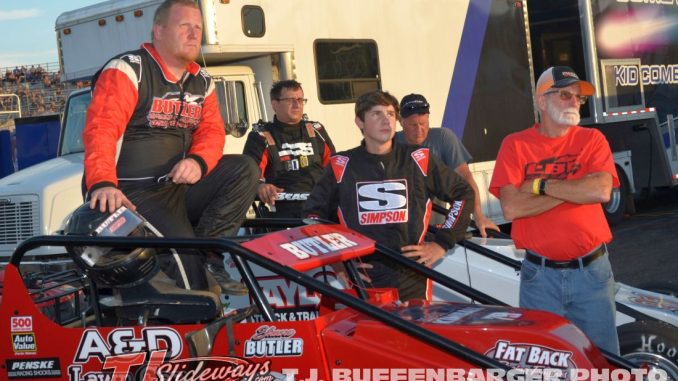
top-left (0, 217), bottom-right (639, 381)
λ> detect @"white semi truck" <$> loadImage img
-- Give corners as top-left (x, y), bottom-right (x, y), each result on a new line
top-left (1, 0), bottom-right (527, 261)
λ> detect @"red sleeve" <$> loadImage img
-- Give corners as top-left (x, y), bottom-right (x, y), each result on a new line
top-left (83, 65), bottom-right (138, 191)
top-left (256, 147), bottom-right (269, 180)
top-left (187, 86), bottom-right (226, 176)
top-left (489, 136), bottom-right (523, 199)
top-left (586, 130), bottom-right (620, 187)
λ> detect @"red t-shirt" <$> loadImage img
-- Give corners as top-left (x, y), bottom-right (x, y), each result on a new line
top-left (489, 124), bottom-right (619, 260)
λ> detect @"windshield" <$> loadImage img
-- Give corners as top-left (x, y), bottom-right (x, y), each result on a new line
top-left (59, 91), bottom-right (91, 156)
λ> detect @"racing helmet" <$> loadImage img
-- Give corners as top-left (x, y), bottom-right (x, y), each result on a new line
top-left (64, 203), bottom-right (159, 288)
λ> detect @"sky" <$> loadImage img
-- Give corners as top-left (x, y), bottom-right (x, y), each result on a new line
top-left (0, 0), bottom-right (103, 69)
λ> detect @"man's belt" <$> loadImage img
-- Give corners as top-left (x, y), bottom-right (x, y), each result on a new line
top-left (525, 245), bottom-right (606, 269)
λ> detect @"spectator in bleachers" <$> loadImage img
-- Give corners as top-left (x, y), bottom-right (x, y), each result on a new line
top-left (0, 62), bottom-right (86, 117)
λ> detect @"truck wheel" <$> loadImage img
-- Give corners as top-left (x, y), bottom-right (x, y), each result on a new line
top-left (604, 165), bottom-right (628, 225)
top-left (618, 321), bottom-right (678, 381)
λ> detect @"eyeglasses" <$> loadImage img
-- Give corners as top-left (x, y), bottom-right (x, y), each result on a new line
top-left (277, 97), bottom-right (308, 105)
top-left (543, 89), bottom-right (588, 105)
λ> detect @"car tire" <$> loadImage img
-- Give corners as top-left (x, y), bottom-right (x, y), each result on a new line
top-left (618, 321), bottom-right (678, 381)
top-left (604, 165), bottom-right (628, 226)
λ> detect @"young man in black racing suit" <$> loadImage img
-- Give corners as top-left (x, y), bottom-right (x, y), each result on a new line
top-left (243, 80), bottom-right (335, 218)
top-left (303, 90), bottom-right (474, 301)
top-left (83, 0), bottom-right (258, 293)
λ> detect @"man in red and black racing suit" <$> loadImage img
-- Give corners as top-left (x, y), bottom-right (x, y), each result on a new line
top-left (83, 0), bottom-right (258, 292)
top-left (244, 80), bottom-right (335, 218)
top-left (303, 90), bottom-right (474, 301)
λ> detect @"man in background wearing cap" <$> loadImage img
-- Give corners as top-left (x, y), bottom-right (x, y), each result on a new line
top-left (489, 66), bottom-right (619, 353)
top-left (396, 93), bottom-right (499, 237)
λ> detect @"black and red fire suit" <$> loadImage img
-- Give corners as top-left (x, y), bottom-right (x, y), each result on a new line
top-left (303, 141), bottom-right (474, 301)
top-left (243, 116), bottom-right (335, 217)
top-left (83, 43), bottom-right (258, 290)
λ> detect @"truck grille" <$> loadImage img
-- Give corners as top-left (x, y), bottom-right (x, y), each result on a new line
top-left (0, 195), bottom-right (39, 245)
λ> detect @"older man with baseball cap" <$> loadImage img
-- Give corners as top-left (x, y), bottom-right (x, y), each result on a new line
top-left (489, 66), bottom-right (620, 353)
top-left (396, 93), bottom-right (499, 237)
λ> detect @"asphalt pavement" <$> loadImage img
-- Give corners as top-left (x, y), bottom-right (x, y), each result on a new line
top-left (607, 188), bottom-right (678, 292)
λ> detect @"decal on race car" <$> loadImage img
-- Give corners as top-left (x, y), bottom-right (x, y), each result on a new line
top-left (432, 307), bottom-right (484, 324)
top-left (11, 333), bottom-right (36, 354)
top-left (255, 275), bottom-right (322, 309)
top-left (10, 316), bottom-right (33, 332)
top-left (6, 358), bottom-right (61, 379)
top-left (242, 224), bottom-right (375, 271)
top-left (74, 327), bottom-right (183, 363)
top-left (244, 325), bottom-right (304, 357)
top-left (481, 312), bottom-right (523, 321)
top-left (627, 291), bottom-right (678, 313)
top-left (226, 268), bottom-right (341, 322)
top-left (68, 352), bottom-right (272, 381)
top-left (485, 340), bottom-right (577, 379)
top-left (397, 304), bottom-right (528, 326)
top-left (249, 308), bottom-right (320, 323)
top-left (280, 233), bottom-right (358, 260)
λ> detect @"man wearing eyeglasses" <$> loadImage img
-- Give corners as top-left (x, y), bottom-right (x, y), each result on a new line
top-left (489, 66), bottom-right (620, 353)
top-left (244, 80), bottom-right (335, 218)
top-left (396, 93), bottom-right (500, 237)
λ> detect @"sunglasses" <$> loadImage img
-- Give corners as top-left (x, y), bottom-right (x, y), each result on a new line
top-left (543, 89), bottom-right (588, 105)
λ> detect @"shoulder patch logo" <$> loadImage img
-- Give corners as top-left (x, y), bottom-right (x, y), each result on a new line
top-left (331, 155), bottom-right (349, 183)
top-left (411, 148), bottom-right (430, 176)
top-left (121, 54), bottom-right (141, 65)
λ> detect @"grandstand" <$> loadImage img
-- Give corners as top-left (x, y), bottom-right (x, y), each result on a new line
top-left (0, 62), bottom-right (88, 126)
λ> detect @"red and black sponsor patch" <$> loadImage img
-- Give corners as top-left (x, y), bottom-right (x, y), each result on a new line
top-left (356, 180), bottom-right (408, 225)
top-left (331, 155), bottom-right (349, 183)
top-left (148, 92), bottom-right (204, 129)
top-left (411, 148), bottom-right (430, 176)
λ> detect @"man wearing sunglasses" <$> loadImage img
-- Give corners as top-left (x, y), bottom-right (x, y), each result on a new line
top-left (396, 93), bottom-right (500, 237)
top-left (244, 80), bottom-right (335, 218)
top-left (489, 66), bottom-right (620, 354)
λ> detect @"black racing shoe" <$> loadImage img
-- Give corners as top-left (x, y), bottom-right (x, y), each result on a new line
top-left (206, 263), bottom-right (249, 296)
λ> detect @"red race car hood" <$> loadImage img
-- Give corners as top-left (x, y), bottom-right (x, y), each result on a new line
top-left (320, 301), bottom-right (611, 372)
